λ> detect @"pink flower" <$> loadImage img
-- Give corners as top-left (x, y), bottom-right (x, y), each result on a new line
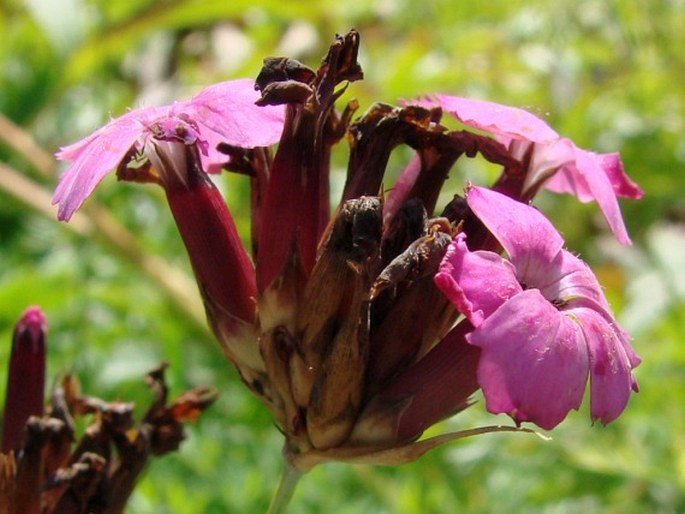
top-left (53, 79), bottom-right (284, 221)
top-left (422, 94), bottom-right (643, 245)
top-left (53, 79), bottom-right (286, 369)
top-left (434, 186), bottom-right (640, 429)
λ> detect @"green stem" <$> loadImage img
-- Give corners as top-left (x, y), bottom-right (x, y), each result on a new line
top-left (267, 454), bottom-right (304, 514)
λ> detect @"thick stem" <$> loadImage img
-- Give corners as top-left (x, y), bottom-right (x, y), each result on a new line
top-left (267, 453), bottom-right (304, 514)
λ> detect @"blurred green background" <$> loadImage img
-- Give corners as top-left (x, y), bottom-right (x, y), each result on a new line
top-left (1, 0), bottom-right (684, 512)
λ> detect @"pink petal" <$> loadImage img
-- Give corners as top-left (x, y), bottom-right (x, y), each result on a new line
top-left (600, 152), bottom-right (643, 199)
top-left (53, 108), bottom-right (160, 220)
top-left (519, 138), bottom-right (576, 193)
top-left (572, 307), bottom-right (638, 424)
top-left (546, 151), bottom-right (643, 201)
top-left (434, 233), bottom-right (522, 326)
top-left (434, 94), bottom-right (559, 144)
top-left (188, 78), bottom-right (285, 149)
top-left (546, 149), bottom-right (636, 245)
top-left (466, 186), bottom-right (564, 269)
top-left (468, 289), bottom-right (589, 429)
top-left (609, 321), bottom-right (642, 371)
top-left (384, 153), bottom-right (421, 225)
top-left (52, 81), bottom-right (283, 222)
top-left (530, 249), bottom-right (612, 315)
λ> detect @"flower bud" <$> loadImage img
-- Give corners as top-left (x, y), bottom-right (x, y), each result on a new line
top-left (2, 306), bottom-right (47, 454)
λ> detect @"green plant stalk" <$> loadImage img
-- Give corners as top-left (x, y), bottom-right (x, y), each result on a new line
top-left (267, 453), bottom-right (304, 514)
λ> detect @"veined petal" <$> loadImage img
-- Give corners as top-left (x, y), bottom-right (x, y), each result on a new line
top-left (541, 250), bottom-right (612, 313)
top-left (571, 307), bottom-right (638, 424)
top-left (466, 186), bottom-right (564, 271)
top-left (418, 93), bottom-right (641, 244)
top-left (467, 289), bottom-right (588, 429)
top-left (546, 151), bottom-right (643, 201)
top-left (55, 105), bottom-right (156, 160)
top-left (54, 81), bottom-right (284, 222)
top-left (434, 233), bottom-right (521, 326)
top-left (434, 94), bottom-right (559, 143)
top-left (610, 321), bottom-right (642, 371)
top-left (53, 107), bottom-right (164, 220)
top-left (547, 149), bottom-right (637, 245)
top-left (520, 138), bottom-right (576, 194)
top-left (600, 152), bottom-right (643, 199)
top-left (188, 78), bottom-right (285, 149)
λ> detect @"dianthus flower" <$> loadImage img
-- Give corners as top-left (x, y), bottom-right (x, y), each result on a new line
top-left (52, 30), bottom-right (642, 511)
top-left (435, 186), bottom-right (640, 429)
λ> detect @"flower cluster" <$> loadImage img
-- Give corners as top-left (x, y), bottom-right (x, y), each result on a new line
top-left (52, 30), bottom-right (641, 472)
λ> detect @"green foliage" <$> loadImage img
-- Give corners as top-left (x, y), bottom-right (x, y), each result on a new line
top-left (1, 0), bottom-right (684, 512)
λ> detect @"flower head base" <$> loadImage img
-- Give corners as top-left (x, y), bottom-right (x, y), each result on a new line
top-left (54, 30), bottom-right (642, 474)
top-left (435, 186), bottom-right (640, 429)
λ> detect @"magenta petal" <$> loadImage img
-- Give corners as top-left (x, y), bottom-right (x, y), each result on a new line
top-left (610, 322), bottom-right (641, 371)
top-left (55, 105), bottom-right (154, 161)
top-left (384, 153), bottom-right (421, 225)
top-left (468, 289), bottom-right (588, 430)
top-left (520, 138), bottom-right (576, 192)
top-left (546, 151), bottom-right (643, 201)
top-left (571, 150), bottom-right (633, 245)
top-left (435, 94), bottom-right (559, 144)
top-left (53, 107), bottom-right (161, 220)
top-left (529, 249), bottom-right (612, 317)
top-left (599, 152), bottom-right (643, 199)
top-left (466, 186), bottom-right (564, 268)
top-left (188, 79), bottom-right (285, 149)
top-left (546, 149), bottom-right (635, 245)
top-left (435, 233), bottom-right (522, 326)
top-left (573, 308), bottom-right (637, 424)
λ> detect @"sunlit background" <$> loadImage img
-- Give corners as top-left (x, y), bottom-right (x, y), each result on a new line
top-left (1, 1), bottom-right (684, 512)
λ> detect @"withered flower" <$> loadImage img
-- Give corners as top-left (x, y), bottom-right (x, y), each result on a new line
top-left (53, 30), bottom-right (641, 511)
top-left (0, 308), bottom-right (217, 514)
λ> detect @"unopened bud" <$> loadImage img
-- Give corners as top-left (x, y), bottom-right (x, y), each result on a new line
top-left (2, 306), bottom-right (47, 454)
